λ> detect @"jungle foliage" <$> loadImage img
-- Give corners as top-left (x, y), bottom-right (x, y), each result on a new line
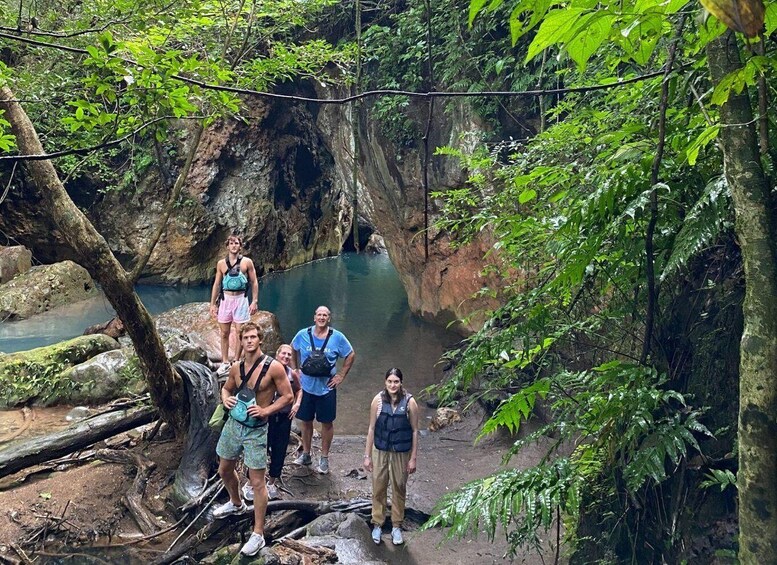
top-left (405, 0), bottom-right (777, 562)
top-left (0, 0), bottom-right (354, 192)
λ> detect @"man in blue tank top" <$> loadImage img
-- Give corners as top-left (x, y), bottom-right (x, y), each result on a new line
top-left (209, 235), bottom-right (259, 376)
top-left (291, 305), bottom-right (355, 475)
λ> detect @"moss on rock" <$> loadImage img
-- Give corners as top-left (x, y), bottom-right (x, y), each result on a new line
top-left (0, 334), bottom-right (120, 407)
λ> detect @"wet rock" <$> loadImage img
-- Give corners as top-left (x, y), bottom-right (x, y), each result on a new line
top-left (364, 234), bottom-right (386, 255)
top-left (0, 245), bottom-right (32, 284)
top-left (0, 260), bottom-right (97, 321)
top-left (428, 407), bottom-right (462, 431)
top-left (65, 406), bottom-right (92, 422)
top-left (53, 349), bottom-right (145, 406)
top-left (155, 303), bottom-right (283, 361)
top-left (83, 316), bottom-right (125, 339)
top-left (0, 334), bottom-right (120, 407)
top-left (164, 334), bottom-right (209, 364)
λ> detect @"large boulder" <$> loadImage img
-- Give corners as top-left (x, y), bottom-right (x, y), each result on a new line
top-left (0, 334), bottom-right (120, 407)
top-left (155, 303), bottom-right (283, 361)
top-left (54, 349), bottom-right (145, 406)
top-left (0, 246), bottom-right (32, 285)
top-left (0, 260), bottom-right (97, 321)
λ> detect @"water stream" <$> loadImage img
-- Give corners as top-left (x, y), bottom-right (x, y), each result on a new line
top-left (0, 253), bottom-right (460, 436)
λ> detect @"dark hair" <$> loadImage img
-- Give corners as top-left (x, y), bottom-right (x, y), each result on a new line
top-left (239, 322), bottom-right (262, 341)
top-left (381, 367), bottom-right (405, 404)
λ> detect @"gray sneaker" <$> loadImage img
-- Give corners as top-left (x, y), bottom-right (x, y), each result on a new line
top-left (240, 532), bottom-right (266, 556)
top-left (212, 499), bottom-right (247, 518)
top-left (293, 452), bottom-right (312, 465)
top-left (266, 481), bottom-right (280, 500)
top-left (317, 456), bottom-right (329, 474)
top-left (242, 482), bottom-right (254, 502)
top-left (216, 362), bottom-right (231, 376)
top-left (372, 525), bottom-right (382, 545)
top-left (391, 527), bottom-right (404, 545)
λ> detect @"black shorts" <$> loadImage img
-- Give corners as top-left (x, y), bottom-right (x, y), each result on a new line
top-left (297, 388), bottom-right (336, 423)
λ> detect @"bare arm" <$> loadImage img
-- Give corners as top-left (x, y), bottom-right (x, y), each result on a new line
top-left (363, 395), bottom-right (380, 472)
top-left (209, 262), bottom-right (224, 318)
top-left (246, 258), bottom-right (259, 314)
top-left (289, 369), bottom-right (303, 419)
top-left (291, 348), bottom-right (300, 371)
top-left (407, 397), bottom-right (419, 474)
top-left (329, 350), bottom-right (356, 389)
top-left (221, 369), bottom-right (238, 409)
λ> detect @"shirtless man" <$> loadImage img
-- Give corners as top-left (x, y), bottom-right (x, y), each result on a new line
top-left (213, 322), bottom-right (293, 556)
top-left (209, 235), bottom-right (259, 375)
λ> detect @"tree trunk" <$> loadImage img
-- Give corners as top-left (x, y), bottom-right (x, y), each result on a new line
top-left (707, 33), bottom-right (777, 562)
top-left (0, 86), bottom-right (186, 433)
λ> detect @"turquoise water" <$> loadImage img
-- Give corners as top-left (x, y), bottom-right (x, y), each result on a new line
top-left (0, 254), bottom-right (460, 432)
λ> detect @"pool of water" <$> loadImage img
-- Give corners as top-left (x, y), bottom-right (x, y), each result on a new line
top-left (0, 253), bottom-right (460, 434)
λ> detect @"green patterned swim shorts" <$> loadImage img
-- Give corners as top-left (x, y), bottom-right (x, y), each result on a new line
top-left (216, 417), bottom-right (268, 470)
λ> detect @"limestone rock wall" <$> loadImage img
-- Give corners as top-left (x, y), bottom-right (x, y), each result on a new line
top-left (91, 98), bottom-right (353, 283)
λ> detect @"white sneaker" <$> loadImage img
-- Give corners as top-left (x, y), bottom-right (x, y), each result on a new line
top-left (293, 452), bottom-right (312, 465)
top-left (372, 525), bottom-right (382, 544)
top-left (212, 499), bottom-right (247, 518)
top-left (317, 456), bottom-right (330, 474)
top-left (240, 532), bottom-right (266, 556)
top-left (216, 362), bottom-right (231, 376)
top-left (391, 527), bottom-right (404, 545)
top-left (242, 482), bottom-right (254, 502)
top-left (267, 481), bottom-right (279, 500)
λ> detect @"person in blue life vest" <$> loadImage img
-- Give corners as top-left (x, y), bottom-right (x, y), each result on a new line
top-left (290, 305), bottom-right (356, 475)
top-left (209, 235), bottom-right (259, 376)
top-left (241, 343), bottom-right (302, 502)
top-left (213, 322), bottom-right (293, 557)
top-left (364, 367), bottom-right (419, 546)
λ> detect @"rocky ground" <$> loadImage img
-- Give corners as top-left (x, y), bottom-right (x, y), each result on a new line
top-left (0, 406), bottom-right (562, 564)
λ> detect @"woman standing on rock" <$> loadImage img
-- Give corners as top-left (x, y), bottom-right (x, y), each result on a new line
top-left (364, 367), bottom-right (419, 546)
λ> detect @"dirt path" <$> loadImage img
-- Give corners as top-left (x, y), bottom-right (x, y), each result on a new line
top-left (0, 407), bottom-right (561, 564)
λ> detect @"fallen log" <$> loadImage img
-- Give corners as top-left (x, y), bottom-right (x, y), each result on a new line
top-left (0, 406), bottom-right (157, 479)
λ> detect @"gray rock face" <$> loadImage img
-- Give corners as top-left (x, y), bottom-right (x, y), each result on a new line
top-left (0, 260), bottom-right (97, 321)
top-left (91, 101), bottom-right (350, 284)
top-left (0, 245), bottom-right (32, 285)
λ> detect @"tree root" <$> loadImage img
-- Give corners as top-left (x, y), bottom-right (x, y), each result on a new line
top-left (96, 449), bottom-right (158, 535)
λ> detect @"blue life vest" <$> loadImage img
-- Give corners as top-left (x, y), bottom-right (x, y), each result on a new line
top-left (374, 393), bottom-right (413, 453)
top-left (222, 256), bottom-right (248, 293)
top-left (229, 355), bottom-right (272, 428)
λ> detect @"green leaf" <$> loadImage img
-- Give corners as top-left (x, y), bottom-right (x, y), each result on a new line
top-left (686, 125), bottom-right (720, 165)
top-left (519, 189), bottom-right (538, 204)
top-left (525, 8), bottom-right (588, 63)
top-left (566, 13), bottom-right (614, 71)
top-left (766, 2), bottom-right (777, 35)
top-left (469, 0), bottom-right (490, 26)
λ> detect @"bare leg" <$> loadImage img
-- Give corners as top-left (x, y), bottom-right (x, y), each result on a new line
top-left (320, 422), bottom-right (334, 457)
top-left (219, 322), bottom-right (232, 363)
top-left (301, 419), bottom-right (314, 455)
top-left (234, 322), bottom-right (244, 360)
top-left (249, 468), bottom-right (268, 534)
top-left (218, 458), bottom-right (241, 504)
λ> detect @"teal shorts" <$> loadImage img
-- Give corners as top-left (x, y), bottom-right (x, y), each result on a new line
top-left (216, 417), bottom-right (268, 470)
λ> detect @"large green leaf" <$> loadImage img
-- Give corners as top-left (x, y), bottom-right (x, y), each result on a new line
top-left (525, 8), bottom-right (589, 62)
top-left (566, 13), bottom-right (615, 71)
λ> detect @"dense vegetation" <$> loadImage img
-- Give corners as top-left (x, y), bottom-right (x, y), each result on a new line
top-left (2, 0), bottom-right (777, 562)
